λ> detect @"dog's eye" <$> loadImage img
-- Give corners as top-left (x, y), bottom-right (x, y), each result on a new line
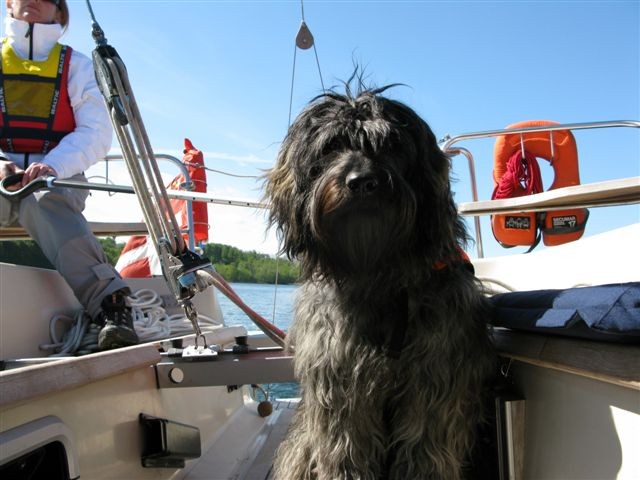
top-left (309, 165), bottom-right (321, 178)
top-left (321, 138), bottom-right (343, 157)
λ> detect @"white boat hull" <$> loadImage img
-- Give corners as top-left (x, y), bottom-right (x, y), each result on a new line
top-left (0, 262), bottom-right (292, 479)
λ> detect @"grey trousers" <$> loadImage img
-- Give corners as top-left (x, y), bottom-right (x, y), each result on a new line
top-left (0, 174), bottom-right (129, 319)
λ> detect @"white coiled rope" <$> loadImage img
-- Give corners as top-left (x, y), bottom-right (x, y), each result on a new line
top-left (39, 288), bottom-right (222, 356)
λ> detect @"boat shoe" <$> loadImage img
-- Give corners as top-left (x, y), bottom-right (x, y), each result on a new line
top-left (96, 290), bottom-right (139, 350)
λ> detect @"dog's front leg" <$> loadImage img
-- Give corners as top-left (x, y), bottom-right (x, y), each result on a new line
top-left (272, 401), bottom-right (317, 479)
top-left (274, 392), bottom-right (389, 479)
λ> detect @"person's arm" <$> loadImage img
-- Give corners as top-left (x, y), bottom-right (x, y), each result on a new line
top-left (40, 50), bottom-right (113, 180)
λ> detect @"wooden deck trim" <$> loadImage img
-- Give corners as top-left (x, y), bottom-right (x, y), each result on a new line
top-left (0, 344), bottom-right (161, 408)
top-left (459, 176), bottom-right (640, 216)
top-left (0, 221), bottom-right (148, 239)
top-left (492, 329), bottom-right (640, 390)
top-left (243, 400), bottom-right (299, 480)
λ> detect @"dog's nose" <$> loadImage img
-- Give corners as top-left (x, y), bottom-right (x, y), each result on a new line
top-left (346, 171), bottom-right (379, 195)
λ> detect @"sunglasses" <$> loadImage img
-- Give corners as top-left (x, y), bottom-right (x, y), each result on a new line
top-left (44, 0), bottom-right (61, 6)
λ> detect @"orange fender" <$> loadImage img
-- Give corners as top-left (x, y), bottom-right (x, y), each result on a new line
top-left (168, 138), bottom-right (209, 244)
top-left (492, 120), bottom-right (589, 248)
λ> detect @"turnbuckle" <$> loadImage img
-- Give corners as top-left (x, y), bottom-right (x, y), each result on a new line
top-left (181, 300), bottom-right (219, 359)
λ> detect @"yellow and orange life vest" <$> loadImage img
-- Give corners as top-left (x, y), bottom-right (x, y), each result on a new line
top-left (491, 120), bottom-right (589, 248)
top-left (0, 40), bottom-right (76, 154)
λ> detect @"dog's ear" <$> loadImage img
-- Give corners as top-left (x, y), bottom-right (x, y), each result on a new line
top-left (403, 114), bottom-right (470, 261)
top-left (264, 132), bottom-right (310, 261)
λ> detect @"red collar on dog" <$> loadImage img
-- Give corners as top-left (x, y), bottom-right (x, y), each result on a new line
top-left (387, 248), bottom-right (473, 360)
top-left (433, 248), bottom-right (473, 272)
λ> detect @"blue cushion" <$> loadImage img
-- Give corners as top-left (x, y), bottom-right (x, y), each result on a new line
top-left (489, 283), bottom-right (640, 344)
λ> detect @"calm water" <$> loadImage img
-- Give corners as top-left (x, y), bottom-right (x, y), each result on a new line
top-left (218, 282), bottom-right (299, 399)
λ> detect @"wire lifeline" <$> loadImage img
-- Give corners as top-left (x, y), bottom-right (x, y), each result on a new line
top-left (182, 161), bottom-right (260, 179)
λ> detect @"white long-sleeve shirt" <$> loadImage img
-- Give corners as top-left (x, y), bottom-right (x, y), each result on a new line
top-left (1, 17), bottom-right (113, 179)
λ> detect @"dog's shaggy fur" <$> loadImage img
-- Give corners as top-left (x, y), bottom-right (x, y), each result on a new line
top-left (265, 84), bottom-right (496, 479)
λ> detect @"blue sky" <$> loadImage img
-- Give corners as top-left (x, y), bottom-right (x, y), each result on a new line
top-left (2, 0), bottom-right (638, 258)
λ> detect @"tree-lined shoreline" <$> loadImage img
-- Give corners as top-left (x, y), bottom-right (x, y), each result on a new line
top-left (0, 239), bottom-right (300, 285)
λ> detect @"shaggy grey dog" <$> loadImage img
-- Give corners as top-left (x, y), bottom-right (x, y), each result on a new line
top-left (265, 83), bottom-right (496, 479)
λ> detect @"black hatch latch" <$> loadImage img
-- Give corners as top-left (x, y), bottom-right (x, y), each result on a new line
top-left (139, 413), bottom-right (201, 468)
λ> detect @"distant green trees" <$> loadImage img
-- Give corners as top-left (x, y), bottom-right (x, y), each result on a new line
top-left (0, 239), bottom-right (52, 269)
top-left (0, 238), bottom-right (300, 285)
top-left (202, 243), bottom-right (299, 284)
top-left (100, 237), bottom-right (123, 266)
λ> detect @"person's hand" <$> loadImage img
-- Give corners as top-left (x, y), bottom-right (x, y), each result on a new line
top-left (0, 160), bottom-right (24, 191)
top-left (1, 159), bottom-right (17, 180)
top-left (21, 162), bottom-right (57, 187)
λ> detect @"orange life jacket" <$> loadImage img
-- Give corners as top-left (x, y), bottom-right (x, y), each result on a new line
top-left (491, 120), bottom-right (589, 248)
top-left (0, 41), bottom-right (76, 154)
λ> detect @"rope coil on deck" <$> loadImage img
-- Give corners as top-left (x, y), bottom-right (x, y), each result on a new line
top-left (39, 289), bottom-right (222, 356)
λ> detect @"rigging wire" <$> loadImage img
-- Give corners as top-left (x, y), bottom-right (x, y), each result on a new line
top-left (301, 0), bottom-right (325, 93)
top-left (83, 0), bottom-right (289, 351)
top-left (288, 44), bottom-right (299, 127)
top-left (288, 0), bottom-right (325, 126)
top-left (280, 0), bottom-right (326, 338)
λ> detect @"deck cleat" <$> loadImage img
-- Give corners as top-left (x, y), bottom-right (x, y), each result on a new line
top-left (180, 305), bottom-right (219, 359)
top-left (181, 343), bottom-right (219, 360)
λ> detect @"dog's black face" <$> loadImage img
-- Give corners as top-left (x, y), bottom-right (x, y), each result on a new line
top-left (266, 87), bottom-right (467, 280)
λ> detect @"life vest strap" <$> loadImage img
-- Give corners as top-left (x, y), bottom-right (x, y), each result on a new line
top-left (0, 73), bottom-right (58, 83)
top-left (0, 126), bottom-right (68, 143)
top-left (45, 45), bottom-right (68, 135)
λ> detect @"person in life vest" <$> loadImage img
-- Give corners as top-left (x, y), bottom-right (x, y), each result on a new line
top-left (0, 0), bottom-right (138, 350)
